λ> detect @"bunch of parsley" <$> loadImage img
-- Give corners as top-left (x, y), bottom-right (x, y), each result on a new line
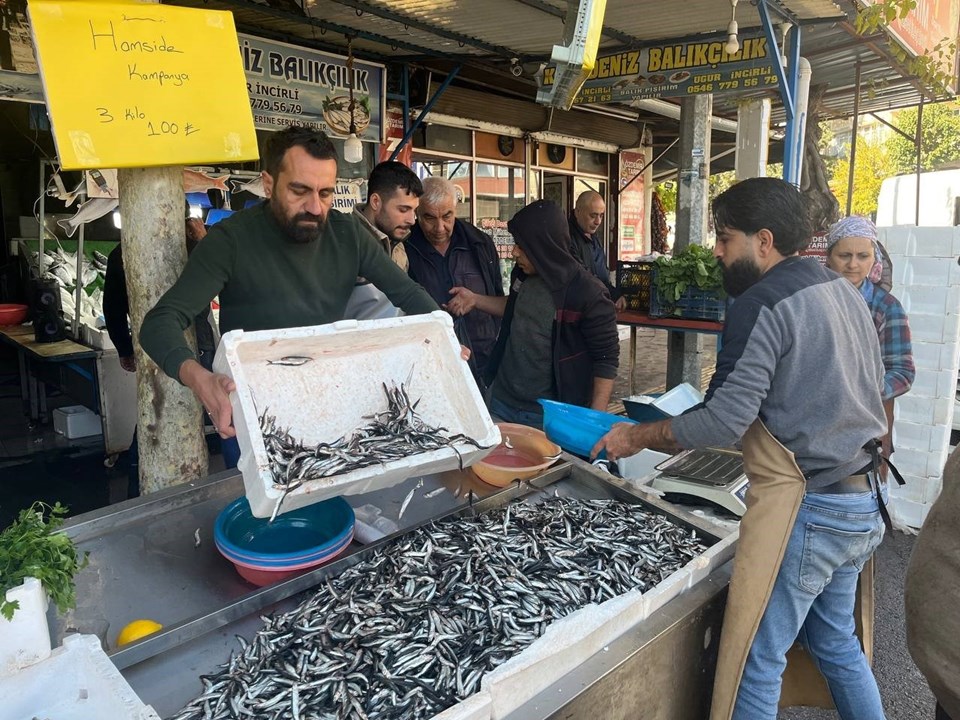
top-left (653, 244), bottom-right (725, 303)
top-left (0, 502), bottom-right (89, 621)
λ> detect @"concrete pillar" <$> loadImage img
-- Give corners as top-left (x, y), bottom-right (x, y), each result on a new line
top-left (735, 99), bottom-right (771, 180)
top-left (666, 94), bottom-right (712, 390)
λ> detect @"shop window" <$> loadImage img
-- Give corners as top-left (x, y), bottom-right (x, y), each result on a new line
top-left (476, 162), bottom-right (525, 292)
top-left (577, 148), bottom-right (609, 175)
top-left (413, 124), bottom-right (472, 155)
top-left (412, 157), bottom-right (473, 220)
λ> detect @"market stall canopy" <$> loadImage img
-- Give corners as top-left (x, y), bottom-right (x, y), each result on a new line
top-left (161, 1), bottom-right (953, 163)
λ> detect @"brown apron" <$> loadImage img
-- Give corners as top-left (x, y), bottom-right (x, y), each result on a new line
top-left (710, 420), bottom-right (875, 720)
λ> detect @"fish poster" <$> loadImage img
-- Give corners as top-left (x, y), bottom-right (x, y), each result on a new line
top-left (239, 33), bottom-right (385, 144)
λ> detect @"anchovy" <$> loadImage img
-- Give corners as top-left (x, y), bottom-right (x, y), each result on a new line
top-left (170, 497), bottom-right (707, 720)
top-left (266, 355), bottom-right (314, 366)
top-left (259, 383), bottom-right (491, 520)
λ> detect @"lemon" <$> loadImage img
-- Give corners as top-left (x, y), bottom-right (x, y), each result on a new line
top-left (116, 619), bottom-right (163, 647)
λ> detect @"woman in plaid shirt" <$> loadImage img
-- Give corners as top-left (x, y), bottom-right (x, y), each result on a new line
top-left (826, 216), bottom-right (915, 465)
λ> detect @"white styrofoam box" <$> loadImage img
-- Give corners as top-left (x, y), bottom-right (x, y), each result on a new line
top-left (889, 496), bottom-right (930, 531)
top-left (52, 405), bottom-right (102, 439)
top-left (893, 421), bottom-right (933, 453)
top-left (429, 689), bottom-right (492, 720)
top-left (616, 449), bottom-right (671, 484)
top-left (938, 369), bottom-right (959, 398)
top-left (922, 475), bottom-right (944, 506)
top-left (910, 228), bottom-right (956, 258)
top-left (909, 313), bottom-right (947, 344)
top-left (901, 258), bottom-right (953, 288)
top-left (932, 396), bottom-right (954, 427)
top-left (929, 425), bottom-right (951, 454)
top-left (0, 578), bottom-right (51, 677)
top-left (81, 325), bottom-right (115, 351)
top-left (0, 633), bottom-right (161, 720)
top-left (481, 603), bottom-right (608, 720)
top-left (889, 447), bottom-right (932, 481)
top-left (900, 286), bottom-right (951, 316)
top-left (909, 342), bottom-right (946, 371)
top-left (888, 476), bottom-right (927, 505)
top-left (895, 395), bottom-right (936, 425)
top-left (943, 312), bottom-right (960, 346)
top-left (910, 370), bottom-right (957, 400)
top-left (878, 228), bottom-right (912, 256)
top-left (212, 313), bottom-right (500, 518)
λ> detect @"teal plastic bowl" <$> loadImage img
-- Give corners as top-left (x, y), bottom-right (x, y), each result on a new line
top-left (214, 496), bottom-right (354, 567)
top-left (539, 399), bottom-right (637, 458)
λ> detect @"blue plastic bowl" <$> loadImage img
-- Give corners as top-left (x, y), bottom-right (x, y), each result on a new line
top-left (214, 496), bottom-right (355, 567)
top-left (539, 399), bottom-right (637, 459)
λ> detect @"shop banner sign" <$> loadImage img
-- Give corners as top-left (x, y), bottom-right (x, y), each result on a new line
top-left (860, 0), bottom-right (959, 93)
top-left (542, 33), bottom-right (778, 104)
top-left (240, 34), bottom-right (384, 142)
top-left (618, 150), bottom-right (646, 260)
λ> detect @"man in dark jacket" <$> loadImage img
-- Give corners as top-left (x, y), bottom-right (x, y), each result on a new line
top-left (406, 176), bottom-right (504, 384)
top-left (569, 190), bottom-right (626, 311)
top-left (486, 200), bottom-right (619, 428)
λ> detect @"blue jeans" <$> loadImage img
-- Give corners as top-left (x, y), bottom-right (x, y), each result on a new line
top-left (488, 396), bottom-right (543, 430)
top-left (221, 436), bottom-right (241, 470)
top-left (733, 485), bottom-right (887, 720)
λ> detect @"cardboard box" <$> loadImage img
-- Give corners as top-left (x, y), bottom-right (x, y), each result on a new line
top-left (213, 312), bottom-right (500, 518)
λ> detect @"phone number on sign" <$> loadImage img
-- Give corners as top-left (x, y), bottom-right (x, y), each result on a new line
top-left (250, 98), bottom-right (304, 114)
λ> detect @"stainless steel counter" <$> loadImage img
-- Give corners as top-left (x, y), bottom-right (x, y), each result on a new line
top-left (57, 457), bottom-right (734, 719)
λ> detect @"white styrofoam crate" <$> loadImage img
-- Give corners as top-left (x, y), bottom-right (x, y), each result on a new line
top-left (0, 633), bottom-right (160, 720)
top-left (212, 312), bottom-right (500, 518)
top-left (0, 578), bottom-right (50, 677)
top-left (478, 522), bottom-right (735, 720)
top-left (900, 286), bottom-right (950, 316)
top-left (52, 405), bottom-right (103, 439)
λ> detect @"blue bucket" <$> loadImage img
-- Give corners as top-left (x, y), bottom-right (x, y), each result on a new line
top-left (538, 399), bottom-right (636, 459)
top-left (214, 496), bottom-right (355, 568)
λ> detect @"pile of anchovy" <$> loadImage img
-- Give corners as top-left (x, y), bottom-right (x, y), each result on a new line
top-left (260, 383), bottom-right (487, 519)
top-left (171, 497), bottom-right (707, 720)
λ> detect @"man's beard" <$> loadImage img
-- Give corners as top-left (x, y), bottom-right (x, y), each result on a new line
top-left (721, 256), bottom-right (762, 297)
top-left (270, 199), bottom-right (325, 244)
top-left (375, 211), bottom-right (411, 243)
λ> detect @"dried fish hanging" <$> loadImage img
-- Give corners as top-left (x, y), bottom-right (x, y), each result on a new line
top-left (260, 382), bottom-right (489, 519)
top-left (170, 497), bottom-right (708, 720)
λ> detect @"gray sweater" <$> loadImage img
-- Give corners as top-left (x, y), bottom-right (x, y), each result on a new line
top-left (672, 256), bottom-right (886, 490)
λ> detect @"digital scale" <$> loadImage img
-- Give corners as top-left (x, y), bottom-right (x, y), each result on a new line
top-left (651, 448), bottom-right (749, 517)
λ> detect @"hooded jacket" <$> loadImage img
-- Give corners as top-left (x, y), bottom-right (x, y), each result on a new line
top-left (486, 200), bottom-right (619, 408)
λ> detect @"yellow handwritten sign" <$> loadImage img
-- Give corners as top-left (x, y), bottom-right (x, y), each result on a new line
top-left (28, 1), bottom-right (258, 170)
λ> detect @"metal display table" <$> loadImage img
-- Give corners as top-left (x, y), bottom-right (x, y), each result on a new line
top-left (58, 460), bottom-right (735, 719)
top-left (0, 323), bottom-right (137, 457)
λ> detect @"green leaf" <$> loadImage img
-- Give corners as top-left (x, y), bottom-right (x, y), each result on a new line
top-left (0, 501), bottom-right (88, 620)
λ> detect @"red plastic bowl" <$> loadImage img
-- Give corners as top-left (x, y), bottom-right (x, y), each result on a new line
top-left (0, 304), bottom-right (28, 326)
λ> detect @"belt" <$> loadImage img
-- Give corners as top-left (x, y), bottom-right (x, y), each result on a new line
top-left (817, 473), bottom-right (871, 494)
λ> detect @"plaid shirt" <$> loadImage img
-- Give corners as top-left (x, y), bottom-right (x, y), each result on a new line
top-left (861, 281), bottom-right (915, 401)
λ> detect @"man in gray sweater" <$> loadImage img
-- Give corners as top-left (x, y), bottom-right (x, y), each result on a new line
top-left (594, 178), bottom-right (888, 720)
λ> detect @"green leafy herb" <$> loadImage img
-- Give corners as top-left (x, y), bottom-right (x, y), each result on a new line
top-left (653, 244), bottom-right (726, 304)
top-left (0, 502), bottom-right (89, 621)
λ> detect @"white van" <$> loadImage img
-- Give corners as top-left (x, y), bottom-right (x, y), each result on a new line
top-left (876, 168), bottom-right (960, 227)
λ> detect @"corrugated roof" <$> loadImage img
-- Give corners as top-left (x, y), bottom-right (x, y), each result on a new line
top-left (166, 0), bottom-right (947, 144)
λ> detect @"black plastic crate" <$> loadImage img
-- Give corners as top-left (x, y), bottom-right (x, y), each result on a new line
top-left (649, 268), bottom-right (725, 322)
top-left (616, 261), bottom-right (655, 312)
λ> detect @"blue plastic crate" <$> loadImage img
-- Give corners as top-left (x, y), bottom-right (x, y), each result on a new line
top-left (649, 268), bottom-right (725, 322)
